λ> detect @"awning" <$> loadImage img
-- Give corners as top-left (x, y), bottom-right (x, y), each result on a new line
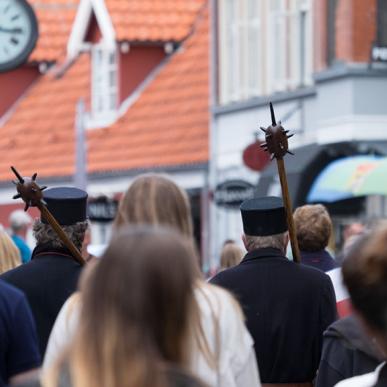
top-left (256, 141), bottom-right (387, 207)
top-left (308, 155), bottom-right (387, 202)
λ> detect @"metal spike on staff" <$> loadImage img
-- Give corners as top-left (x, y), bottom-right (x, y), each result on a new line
top-left (259, 103), bottom-right (301, 263)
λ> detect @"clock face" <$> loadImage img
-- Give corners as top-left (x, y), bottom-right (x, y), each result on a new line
top-left (0, 0), bottom-right (38, 72)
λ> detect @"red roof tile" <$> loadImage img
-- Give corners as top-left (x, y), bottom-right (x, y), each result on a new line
top-left (29, 0), bottom-right (79, 62)
top-left (0, 5), bottom-right (208, 182)
top-left (106, 0), bottom-right (205, 42)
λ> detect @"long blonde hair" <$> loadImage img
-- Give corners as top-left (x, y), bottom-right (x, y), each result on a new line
top-left (114, 174), bottom-right (193, 238)
top-left (69, 227), bottom-right (198, 387)
top-left (114, 174), bottom-right (216, 368)
top-left (0, 229), bottom-right (21, 274)
top-left (220, 242), bottom-right (243, 270)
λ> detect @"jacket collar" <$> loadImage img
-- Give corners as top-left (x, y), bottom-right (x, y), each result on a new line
top-left (32, 243), bottom-right (74, 260)
top-left (242, 247), bottom-right (287, 263)
top-left (301, 249), bottom-right (333, 261)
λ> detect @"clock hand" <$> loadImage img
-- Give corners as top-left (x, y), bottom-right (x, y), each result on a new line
top-left (0, 27), bottom-right (23, 34)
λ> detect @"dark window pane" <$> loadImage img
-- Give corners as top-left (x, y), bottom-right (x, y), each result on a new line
top-left (378, 0), bottom-right (387, 45)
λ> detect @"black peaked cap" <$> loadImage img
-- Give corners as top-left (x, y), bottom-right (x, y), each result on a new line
top-left (240, 196), bottom-right (288, 236)
top-left (42, 187), bottom-right (88, 226)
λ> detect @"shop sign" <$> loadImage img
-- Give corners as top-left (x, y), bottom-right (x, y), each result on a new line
top-left (242, 141), bottom-right (271, 171)
top-left (88, 196), bottom-right (118, 222)
top-left (214, 180), bottom-right (255, 208)
top-left (372, 45), bottom-right (387, 62)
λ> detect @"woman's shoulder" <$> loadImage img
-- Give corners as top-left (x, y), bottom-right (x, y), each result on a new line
top-left (195, 282), bottom-right (241, 313)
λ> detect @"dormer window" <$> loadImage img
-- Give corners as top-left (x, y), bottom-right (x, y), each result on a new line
top-left (90, 44), bottom-right (118, 126)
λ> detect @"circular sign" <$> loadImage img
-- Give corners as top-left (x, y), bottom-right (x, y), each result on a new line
top-left (214, 180), bottom-right (255, 209)
top-left (243, 141), bottom-right (271, 171)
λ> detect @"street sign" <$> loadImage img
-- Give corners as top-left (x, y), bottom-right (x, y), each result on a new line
top-left (88, 196), bottom-right (118, 222)
top-left (371, 45), bottom-right (387, 62)
top-left (214, 180), bottom-right (255, 209)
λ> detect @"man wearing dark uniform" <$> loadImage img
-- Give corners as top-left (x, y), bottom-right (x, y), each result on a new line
top-left (1, 187), bottom-right (88, 355)
top-left (211, 197), bottom-right (337, 386)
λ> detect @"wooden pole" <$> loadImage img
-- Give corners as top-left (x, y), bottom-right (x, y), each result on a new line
top-left (276, 158), bottom-right (301, 263)
top-left (38, 203), bottom-right (85, 266)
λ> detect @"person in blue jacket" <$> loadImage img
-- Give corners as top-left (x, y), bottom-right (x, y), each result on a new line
top-left (9, 210), bottom-right (32, 264)
top-left (0, 280), bottom-right (40, 386)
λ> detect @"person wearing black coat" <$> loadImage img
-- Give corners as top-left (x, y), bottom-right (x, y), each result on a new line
top-left (0, 187), bottom-right (88, 355)
top-left (315, 315), bottom-right (384, 387)
top-left (210, 197), bottom-right (337, 385)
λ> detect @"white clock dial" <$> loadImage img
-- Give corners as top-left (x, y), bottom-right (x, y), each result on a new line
top-left (0, 0), bottom-right (38, 72)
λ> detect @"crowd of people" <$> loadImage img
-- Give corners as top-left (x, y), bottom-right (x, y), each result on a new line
top-left (0, 173), bottom-right (386, 387)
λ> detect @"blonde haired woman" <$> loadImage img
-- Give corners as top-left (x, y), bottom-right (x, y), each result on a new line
top-left (0, 227), bottom-right (21, 274)
top-left (44, 174), bottom-right (261, 387)
top-left (220, 241), bottom-right (244, 271)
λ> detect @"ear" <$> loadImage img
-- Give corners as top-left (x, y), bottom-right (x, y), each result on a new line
top-left (284, 232), bottom-right (290, 252)
top-left (242, 234), bottom-right (248, 250)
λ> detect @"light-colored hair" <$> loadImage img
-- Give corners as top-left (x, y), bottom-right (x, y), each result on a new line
top-left (220, 242), bottom-right (243, 270)
top-left (293, 204), bottom-right (332, 252)
top-left (113, 173), bottom-right (217, 370)
top-left (114, 174), bottom-right (193, 238)
top-left (33, 220), bottom-right (88, 251)
top-left (9, 209), bottom-right (31, 232)
top-left (67, 227), bottom-right (198, 387)
top-left (0, 230), bottom-right (21, 274)
top-left (244, 232), bottom-right (288, 253)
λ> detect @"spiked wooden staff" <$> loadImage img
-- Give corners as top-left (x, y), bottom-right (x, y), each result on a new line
top-left (259, 103), bottom-right (301, 263)
top-left (11, 166), bottom-right (85, 265)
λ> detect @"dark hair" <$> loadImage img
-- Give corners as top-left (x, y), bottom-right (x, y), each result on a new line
top-left (342, 227), bottom-right (387, 334)
top-left (71, 226), bottom-right (198, 387)
top-left (33, 220), bottom-right (88, 250)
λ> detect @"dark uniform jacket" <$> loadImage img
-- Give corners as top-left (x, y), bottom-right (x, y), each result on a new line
top-left (0, 244), bottom-right (82, 355)
top-left (301, 249), bottom-right (339, 272)
top-left (210, 247), bottom-right (337, 384)
top-left (315, 315), bottom-right (384, 387)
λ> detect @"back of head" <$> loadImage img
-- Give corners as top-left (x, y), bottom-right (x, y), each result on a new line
top-left (72, 226), bottom-right (197, 387)
top-left (114, 174), bottom-right (193, 238)
top-left (342, 226), bottom-right (387, 338)
top-left (240, 196), bottom-right (288, 253)
top-left (220, 242), bottom-right (243, 270)
top-left (33, 187), bottom-right (88, 250)
top-left (0, 229), bottom-right (21, 274)
top-left (293, 204), bottom-right (332, 252)
top-left (9, 209), bottom-right (31, 233)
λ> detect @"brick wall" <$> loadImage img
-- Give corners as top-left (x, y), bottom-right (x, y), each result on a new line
top-left (314, 0), bottom-right (328, 71)
top-left (335, 0), bottom-right (377, 62)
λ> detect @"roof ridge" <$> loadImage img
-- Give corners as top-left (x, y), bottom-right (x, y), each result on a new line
top-left (180, 0), bottom-right (209, 44)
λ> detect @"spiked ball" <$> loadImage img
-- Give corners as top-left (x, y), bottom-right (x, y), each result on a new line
top-left (11, 167), bottom-right (47, 211)
top-left (259, 102), bottom-right (295, 160)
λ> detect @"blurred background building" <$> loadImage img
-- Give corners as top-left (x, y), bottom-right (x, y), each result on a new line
top-left (0, 0), bottom-right (210, 262)
top-left (210, 0), bottom-right (387, 263)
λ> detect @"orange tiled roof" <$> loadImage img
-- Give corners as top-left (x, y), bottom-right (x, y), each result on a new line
top-left (106, 0), bottom-right (205, 42)
top-left (29, 0), bottom-right (205, 63)
top-left (0, 6), bottom-right (208, 181)
top-left (29, 0), bottom-right (79, 62)
top-left (88, 7), bottom-right (209, 172)
top-left (0, 55), bottom-right (90, 179)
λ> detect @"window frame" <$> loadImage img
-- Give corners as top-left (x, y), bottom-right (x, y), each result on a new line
top-left (89, 43), bottom-right (119, 127)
